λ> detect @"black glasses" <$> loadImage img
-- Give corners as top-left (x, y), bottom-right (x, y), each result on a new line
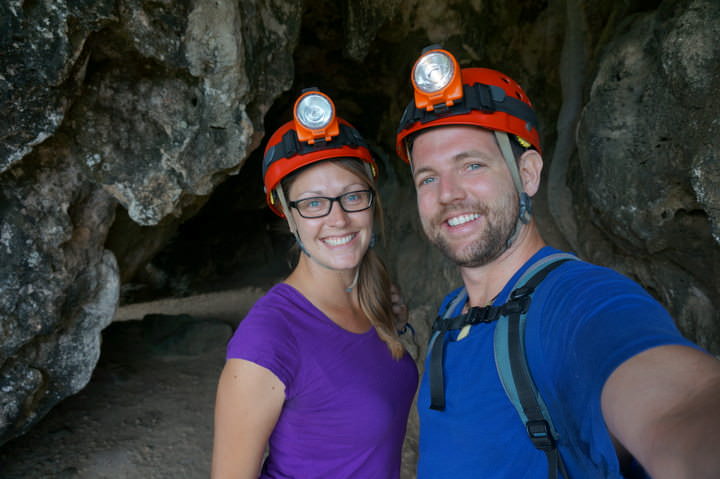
top-left (288, 189), bottom-right (374, 218)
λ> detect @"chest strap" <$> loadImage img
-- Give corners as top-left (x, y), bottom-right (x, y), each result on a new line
top-left (427, 256), bottom-right (573, 411)
top-left (428, 298), bottom-right (532, 410)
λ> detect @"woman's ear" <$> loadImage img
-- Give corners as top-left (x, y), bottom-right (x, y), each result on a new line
top-left (518, 149), bottom-right (543, 197)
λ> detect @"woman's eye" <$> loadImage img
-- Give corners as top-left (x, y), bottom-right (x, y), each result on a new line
top-left (345, 193), bottom-right (359, 202)
top-left (307, 199), bottom-right (323, 208)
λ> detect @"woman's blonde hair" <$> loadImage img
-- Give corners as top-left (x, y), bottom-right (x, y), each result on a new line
top-left (282, 158), bottom-right (404, 359)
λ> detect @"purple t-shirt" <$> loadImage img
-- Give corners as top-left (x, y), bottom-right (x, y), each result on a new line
top-left (227, 283), bottom-right (418, 479)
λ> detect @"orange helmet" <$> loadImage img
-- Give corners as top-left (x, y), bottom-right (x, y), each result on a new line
top-left (263, 89), bottom-right (377, 217)
top-left (395, 45), bottom-right (541, 162)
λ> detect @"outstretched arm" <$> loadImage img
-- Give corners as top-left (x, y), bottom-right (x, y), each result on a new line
top-left (601, 344), bottom-right (720, 479)
top-left (211, 358), bottom-right (285, 479)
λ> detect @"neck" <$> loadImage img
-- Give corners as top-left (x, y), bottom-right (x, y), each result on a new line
top-left (285, 254), bottom-right (360, 305)
top-left (459, 220), bottom-right (546, 307)
top-left (284, 255), bottom-right (370, 333)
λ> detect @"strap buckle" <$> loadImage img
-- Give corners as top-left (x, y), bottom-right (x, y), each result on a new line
top-left (502, 295), bottom-right (530, 315)
top-left (466, 306), bottom-right (499, 324)
top-left (526, 420), bottom-right (556, 451)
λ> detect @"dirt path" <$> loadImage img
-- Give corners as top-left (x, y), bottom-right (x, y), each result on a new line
top-left (0, 286), bottom-right (266, 479)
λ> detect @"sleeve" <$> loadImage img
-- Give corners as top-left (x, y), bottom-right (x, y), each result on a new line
top-left (226, 302), bottom-right (299, 390)
top-left (547, 265), bottom-right (700, 393)
top-left (531, 264), bottom-right (703, 472)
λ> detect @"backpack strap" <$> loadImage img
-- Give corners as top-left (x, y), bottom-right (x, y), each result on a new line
top-left (494, 252), bottom-right (579, 479)
top-left (427, 288), bottom-right (466, 411)
top-left (429, 288), bottom-right (521, 410)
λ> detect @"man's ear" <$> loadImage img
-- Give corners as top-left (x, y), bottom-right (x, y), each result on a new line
top-left (518, 149), bottom-right (543, 197)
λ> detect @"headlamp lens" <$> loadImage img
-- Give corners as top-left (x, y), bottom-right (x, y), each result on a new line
top-left (413, 52), bottom-right (455, 93)
top-left (296, 94), bottom-right (334, 130)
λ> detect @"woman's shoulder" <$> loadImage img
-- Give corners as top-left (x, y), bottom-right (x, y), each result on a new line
top-left (238, 283), bottom-right (319, 335)
top-left (253, 283), bottom-right (299, 306)
top-left (248, 283), bottom-right (308, 315)
top-left (228, 285), bottom-right (303, 357)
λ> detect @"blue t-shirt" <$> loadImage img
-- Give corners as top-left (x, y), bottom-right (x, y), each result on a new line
top-left (227, 283), bottom-right (418, 479)
top-left (417, 247), bottom-right (697, 478)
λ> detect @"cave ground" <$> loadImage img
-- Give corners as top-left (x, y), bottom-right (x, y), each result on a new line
top-left (0, 286), bottom-right (267, 479)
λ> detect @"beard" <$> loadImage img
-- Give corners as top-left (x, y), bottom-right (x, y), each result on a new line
top-left (423, 191), bottom-right (519, 268)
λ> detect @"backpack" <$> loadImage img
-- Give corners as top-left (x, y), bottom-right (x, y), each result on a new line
top-left (427, 252), bottom-right (579, 479)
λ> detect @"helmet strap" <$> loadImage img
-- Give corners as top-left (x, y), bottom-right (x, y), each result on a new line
top-left (405, 141), bottom-right (415, 174)
top-left (494, 131), bottom-right (533, 247)
top-left (275, 186), bottom-right (298, 234)
top-left (345, 268), bottom-right (360, 293)
top-left (363, 161), bottom-right (375, 182)
top-left (276, 185), bottom-right (314, 259)
top-left (494, 131), bottom-right (525, 198)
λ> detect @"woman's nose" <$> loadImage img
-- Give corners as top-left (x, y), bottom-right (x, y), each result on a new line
top-left (325, 199), bottom-right (350, 226)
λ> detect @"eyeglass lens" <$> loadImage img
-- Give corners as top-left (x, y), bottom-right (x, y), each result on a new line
top-left (292, 190), bottom-right (373, 218)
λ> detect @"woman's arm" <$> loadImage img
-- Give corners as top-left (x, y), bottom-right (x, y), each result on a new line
top-left (211, 358), bottom-right (285, 479)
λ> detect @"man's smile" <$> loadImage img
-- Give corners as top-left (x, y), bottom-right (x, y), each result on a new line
top-left (447, 213), bottom-right (481, 228)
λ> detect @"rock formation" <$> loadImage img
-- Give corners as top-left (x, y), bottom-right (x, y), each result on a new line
top-left (1, 0), bottom-right (302, 444)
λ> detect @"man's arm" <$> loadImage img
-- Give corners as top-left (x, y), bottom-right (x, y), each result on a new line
top-left (601, 344), bottom-right (720, 479)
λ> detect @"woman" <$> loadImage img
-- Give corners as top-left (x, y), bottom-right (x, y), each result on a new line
top-left (211, 89), bottom-right (418, 478)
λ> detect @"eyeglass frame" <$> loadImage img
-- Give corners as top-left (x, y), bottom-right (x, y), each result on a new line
top-left (288, 189), bottom-right (375, 219)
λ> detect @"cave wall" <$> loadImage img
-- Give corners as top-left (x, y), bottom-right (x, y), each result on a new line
top-left (1, 0), bottom-right (719, 461)
top-left (1, 0), bottom-right (303, 445)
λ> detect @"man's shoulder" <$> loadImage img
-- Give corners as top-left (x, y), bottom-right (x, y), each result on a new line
top-left (548, 255), bottom-right (644, 293)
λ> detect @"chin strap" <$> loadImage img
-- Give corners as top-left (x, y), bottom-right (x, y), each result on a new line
top-left (276, 185), bottom-right (314, 258)
top-left (345, 268), bottom-right (360, 292)
top-left (494, 131), bottom-right (532, 248)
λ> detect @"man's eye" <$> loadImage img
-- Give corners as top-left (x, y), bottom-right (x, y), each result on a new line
top-left (467, 163), bottom-right (483, 171)
top-left (419, 177), bottom-right (436, 186)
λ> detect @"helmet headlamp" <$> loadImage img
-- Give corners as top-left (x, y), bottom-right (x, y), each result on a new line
top-left (293, 90), bottom-right (339, 144)
top-left (411, 47), bottom-right (463, 111)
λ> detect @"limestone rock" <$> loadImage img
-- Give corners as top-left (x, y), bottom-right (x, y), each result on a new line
top-left (0, 0), bottom-right (302, 445)
top-left (576, 0), bottom-right (720, 351)
top-left (0, 148), bottom-right (119, 443)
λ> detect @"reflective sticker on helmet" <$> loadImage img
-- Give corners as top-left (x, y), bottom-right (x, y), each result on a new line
top-left (516, 136), bottom-right (531, 148)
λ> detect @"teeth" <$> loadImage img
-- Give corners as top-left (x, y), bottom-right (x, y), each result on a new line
top-left (448, 214), bottom-right (480, 227)
top-left (324, 234), bottom-right (354, 246)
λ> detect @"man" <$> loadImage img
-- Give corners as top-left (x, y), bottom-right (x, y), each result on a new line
top-left (395, 45), bottom-right (720, 478)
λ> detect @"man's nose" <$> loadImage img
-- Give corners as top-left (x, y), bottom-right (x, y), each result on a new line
top-left (438, 175), bottom-right (466, 204)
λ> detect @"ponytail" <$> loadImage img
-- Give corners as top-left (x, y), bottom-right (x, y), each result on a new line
top-left (341, 158), bottom-right (404, 359)
top-left (357, 248), bottom-right (404, 359)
